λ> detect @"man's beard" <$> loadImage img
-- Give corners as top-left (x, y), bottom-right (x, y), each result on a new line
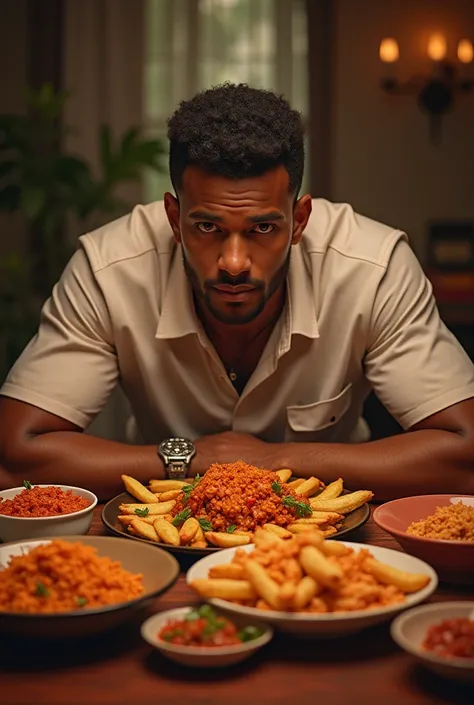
top-left (182, 249), bottom-right (291, 325)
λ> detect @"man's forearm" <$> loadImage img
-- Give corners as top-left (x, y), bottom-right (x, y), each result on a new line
top-left (2, 426), bottom-right (472, 503)
top-left (259, 430), bottom-right (474, 501)
top-left (0, 433), bottom-right (165, 500)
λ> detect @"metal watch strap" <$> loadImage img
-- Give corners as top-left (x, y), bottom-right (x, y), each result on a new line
top-left (166, 460), bottom-right (188, 479)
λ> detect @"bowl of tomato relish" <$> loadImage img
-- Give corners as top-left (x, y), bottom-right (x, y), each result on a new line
top-left (141, 604), bottom-right (273, 667)
top-left (391, 602), bottom-right (474, 682)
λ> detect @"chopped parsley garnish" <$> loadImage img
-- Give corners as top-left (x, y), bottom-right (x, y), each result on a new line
top-left (23, 480), bottom-right (33, 490)
top-left (238, 625), bottom-right (265, 642)
top-left (182, 474), bottom-right (202, 503)
top-left (198, 517), bottom-right (213, 532)
top-left (271, 481), bottom-right (282, 496)
top-left (75, 596), bottom-right (88, 607)
top-left (282, 495), bottom-right (312, 518)
top-left (35, 582), bottom-right (50, 598)
top-left (163, 628), bottom-right (184, 641)
top-left (226, 524), bottom-right (237, 533)
top-left (134, 507), bottom-right (150, 517)
top-left (172, 507), bottom-right (191, 527)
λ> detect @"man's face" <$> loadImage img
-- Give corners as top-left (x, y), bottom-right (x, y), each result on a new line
top-left (165, 165), bottom-right (312, 325)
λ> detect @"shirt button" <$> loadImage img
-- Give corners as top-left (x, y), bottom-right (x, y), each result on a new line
top-left (330, 416), bottom-right (336, 423)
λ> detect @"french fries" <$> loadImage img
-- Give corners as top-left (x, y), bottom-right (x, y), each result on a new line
top-left (119, 501), bottom-right (176, 515)
top-left (191, 579), bottom-right (257, 601)
top-left (159, 489), bottom-right (184, 502)
top-left (310, 490), bottom-right (374, 513)
top-left (121, 475), bottom-right (159, 504)
top-left (179, 517), bottom-right (200, 545)
top-left (154, 517), bottom-right (180, 546)
top-left (363, 557), bottom-right (431, 593)
top-left (293, 575), bottom-right (319, 610)
top-left (148, 479), bottom-right (189, 492)
top-left (294, 477), bottom-right (321, 498)
top-left (205, 532), bottom-right (251, 548)
top-left (209, 563), bottom-right (246, 580)
top-left (116, 471), bottom-right (373, 549)
top-left (188, 532), bottom-right (432, 614)
top-left (299, 545), bottom-right (343, 588)
top-left (274, 468), bottom-right (293, 483)
top-left (130, 518), bottom-right (159, 542)
top-left (263, 523), bottom-right (293, 538)
top-left (245, 559), bottom-right (282, 610)
top-left (287, 478), bottom-right (305, 490)
top-left (117, 514), bottom-right (156, 526)
top-left (315, 477), bottom-right (344, 500)
top-left (253, 527), bottom-right (284, 546)
top-left (288, 523), bottom-right (322, 534)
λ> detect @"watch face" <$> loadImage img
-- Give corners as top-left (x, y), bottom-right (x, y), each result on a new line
top-left (160, 438), bottom-right (195, 458)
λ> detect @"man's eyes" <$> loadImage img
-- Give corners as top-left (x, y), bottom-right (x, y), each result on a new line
top-left (196, 222), bottom-right (219, 233)
top-left (195, 222), bottom-right (276, 234)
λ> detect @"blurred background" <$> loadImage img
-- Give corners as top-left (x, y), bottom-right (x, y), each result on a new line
top-left (1, 0), bottom-right (473, 441)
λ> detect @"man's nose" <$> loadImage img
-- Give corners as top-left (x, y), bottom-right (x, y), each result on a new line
top-left (217, 234), bottom-right (251, 276)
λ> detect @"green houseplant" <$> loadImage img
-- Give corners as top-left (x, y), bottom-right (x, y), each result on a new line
top-left (0, 84), bottom-right (166, 380)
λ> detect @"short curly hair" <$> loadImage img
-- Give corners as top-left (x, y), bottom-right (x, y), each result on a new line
top-left (167, 83), bottom-right (305, 196)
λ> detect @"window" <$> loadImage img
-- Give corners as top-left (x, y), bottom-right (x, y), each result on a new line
top-left (144, 0), bottom-right (308, 201)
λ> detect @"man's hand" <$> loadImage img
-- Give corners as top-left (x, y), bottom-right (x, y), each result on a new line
top-left (193, 431), bottom-right (277, 474)
top-left (191, 399), bottom-right (474, 499)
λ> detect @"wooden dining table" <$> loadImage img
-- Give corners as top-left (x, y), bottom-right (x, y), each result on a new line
top-left (2, 505), bottom-right (473, 705)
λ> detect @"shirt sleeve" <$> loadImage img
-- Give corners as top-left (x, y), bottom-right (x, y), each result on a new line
top-left (364, 238), bottom-right (474, 429)
top-left (0, 245), bottom-right (118, 428)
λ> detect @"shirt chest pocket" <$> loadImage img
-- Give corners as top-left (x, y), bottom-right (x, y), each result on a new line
top-left (285, 383), bottom-right (353, 442)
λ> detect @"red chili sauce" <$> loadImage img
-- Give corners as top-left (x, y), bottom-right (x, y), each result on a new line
top-left (423, 617), bottom-right (474, 659)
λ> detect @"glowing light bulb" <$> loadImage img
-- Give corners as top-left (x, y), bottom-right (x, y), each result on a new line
top-left (379, 38), bottom-right (399, 63)
top-left (457, 39), bottom-right (473, 64)
top-left (427, 33), bottom-right (447, 61)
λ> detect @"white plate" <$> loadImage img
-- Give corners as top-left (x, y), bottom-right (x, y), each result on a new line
top-left (186, 542), bottom-right (438, 637)
top-left (141, 606), bottom-right (273, 667)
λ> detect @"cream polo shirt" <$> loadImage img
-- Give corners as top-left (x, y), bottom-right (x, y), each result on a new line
top-left (2, 199), bottom-right (474, 445)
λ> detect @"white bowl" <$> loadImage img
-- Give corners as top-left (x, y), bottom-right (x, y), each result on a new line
top-left (391, 602), bottom-right (474, 682)
top-left (0, 485), bottom-right (98, 542)
top-left (0, 535), bottom-right (180, 638)
top-left (186, 542), bottom-right (438, 638)
top-left (141, 606), bottom-right (273, 667)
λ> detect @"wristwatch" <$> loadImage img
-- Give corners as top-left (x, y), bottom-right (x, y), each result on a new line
top-left (158, 437), bottom-right (196, 479)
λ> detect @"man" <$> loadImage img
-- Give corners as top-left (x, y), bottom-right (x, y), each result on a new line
top-left (0, 84), bottom-right (473, 500)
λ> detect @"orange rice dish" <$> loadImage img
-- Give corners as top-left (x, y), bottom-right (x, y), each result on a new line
top-left (406, 502), bottom-right (474, 542)
top-left (0, 540), bottom-right (144, 613)
top-left (0, 485), bottom-right (91, 517)
top-left (172, 460), bottom-right (311, 532)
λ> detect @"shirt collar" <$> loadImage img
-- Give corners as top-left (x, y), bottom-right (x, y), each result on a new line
top-left (155, 245), bottom-right (205, 342)
top-left (285, 244), bottom-right (320, 340)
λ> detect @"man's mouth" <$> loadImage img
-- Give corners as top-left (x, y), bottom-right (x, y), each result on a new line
top-left (213, 284), bottom-right (255, 293)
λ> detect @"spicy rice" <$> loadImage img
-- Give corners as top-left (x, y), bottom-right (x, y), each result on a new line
top-left (0, 540), bottom-right (144, 613)
top-left (0, 485), bottom-right (91, 517)
top-left (172, 460), bottom-right (310, 532)
top-left (406, 502), bottom-right (474, 542)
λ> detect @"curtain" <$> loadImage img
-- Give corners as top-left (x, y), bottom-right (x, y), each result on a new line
top-left (62, 0), bottom-right (146, 441)
top-left (63, 0), bottom-right (145, 206)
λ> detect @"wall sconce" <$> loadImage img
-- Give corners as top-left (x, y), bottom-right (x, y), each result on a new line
top-left (379, 34), bottom-right (474, 144)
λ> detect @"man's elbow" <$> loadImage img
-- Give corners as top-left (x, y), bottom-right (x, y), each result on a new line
top-left (0, 436), bottom-right (30, 489)
top-left (453, 434), bottom-right (474, 495)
